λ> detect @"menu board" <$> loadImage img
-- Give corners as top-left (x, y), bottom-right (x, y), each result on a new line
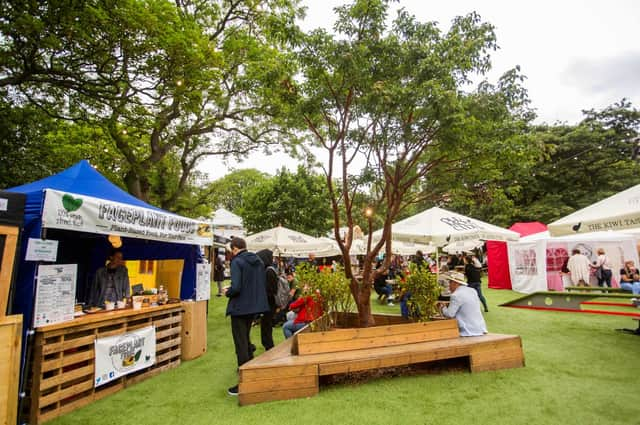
top-left (195, 263), bottom-right (211, 301)
top-left (34, 264), bottom-right (77, 327)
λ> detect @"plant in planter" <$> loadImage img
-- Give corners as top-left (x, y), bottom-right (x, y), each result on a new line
top-left (295, 262), bottom-right (354, 328)
top-left (402, 263), bottom-right (441, 322)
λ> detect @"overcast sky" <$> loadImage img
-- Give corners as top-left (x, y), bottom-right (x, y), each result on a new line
top-left (200, 0), bottom-right (640, 180)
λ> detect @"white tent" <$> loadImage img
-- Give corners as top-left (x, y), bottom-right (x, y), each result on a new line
top-left (373, 206), bottom-right (519, 246)
top-left (314, 237), bottom-right (435, 258)
top-left (211, 207), bottom-right (245, 239)
top-left (245, 225), bottom-right (334, 257)
top-left (507, 231), bottom-right (639, 293)
top-left (548, 183), bottom-right (640, 236)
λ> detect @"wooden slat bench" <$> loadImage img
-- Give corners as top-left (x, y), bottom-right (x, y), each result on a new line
top-left (238, 317), bottom-right (524, 406)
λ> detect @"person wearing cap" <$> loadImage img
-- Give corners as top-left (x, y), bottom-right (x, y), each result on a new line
top-left (439, 271), bottom-right (487, 337)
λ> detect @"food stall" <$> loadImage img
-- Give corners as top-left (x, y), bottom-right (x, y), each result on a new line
top-left (7, 161), bottom-right (212, 424)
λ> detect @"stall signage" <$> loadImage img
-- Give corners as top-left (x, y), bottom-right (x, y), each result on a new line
top-left (94, 326), bottom-right (156, 387)
top-left (196, 263), bottom-right (211, 301)
top-left (42, 189), bottom-right (213, 245)
top-left (26, 238), bottom-right (59, 262)
top-left (34, 264), bottom-right (77, 327)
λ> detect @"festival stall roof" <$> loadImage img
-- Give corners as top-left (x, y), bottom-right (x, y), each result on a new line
top-left (487, 222), bottom-right (548, 290)
top-left (212, 207), bottom-right (243, 227)
top-left (245, 225), bottom-right (334, 257)
top-left (373, 206), bottom-right (519, 246)
top-left (547, 183), bottom-right (640, 236)
top-left (7, 160), bottom-right (211, 326)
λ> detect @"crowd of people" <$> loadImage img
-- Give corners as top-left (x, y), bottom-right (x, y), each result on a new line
top-left (562, 247), bottom-right (640, 293)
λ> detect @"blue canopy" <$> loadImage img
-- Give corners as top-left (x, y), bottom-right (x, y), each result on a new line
top-left (7, 160), bottom-right (203, 329)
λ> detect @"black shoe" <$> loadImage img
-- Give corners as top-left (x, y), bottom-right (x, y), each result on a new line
top-left (228, 385), bottom-right (239, 396)
top-left (216, 293), bottom-right (222, 297)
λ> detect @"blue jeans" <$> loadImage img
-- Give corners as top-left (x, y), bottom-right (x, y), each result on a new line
top-left (468, 282), bottom-right (488, 312)
top-left (283, 320), bottom-right (307, 338)
top-left (620, 281), bottom-right (640, 295)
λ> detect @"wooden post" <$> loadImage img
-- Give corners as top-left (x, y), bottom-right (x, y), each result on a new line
top-left (0, 225), bottom-right (20, 317)
top-left (0, 315), bottom-right (22, 425)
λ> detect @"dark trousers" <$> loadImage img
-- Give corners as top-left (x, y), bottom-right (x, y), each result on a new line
top-left (468, 282), bottom-right (489, 312)
top-left (231, 314), bottom-right (254, 368)
top-left (260, 309), bottom-right (275, 351)
top-left (597, 269), bottom-right (612, 287)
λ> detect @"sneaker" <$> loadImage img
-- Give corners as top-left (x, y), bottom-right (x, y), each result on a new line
top-left (227, 385), bottom-right (239, 396)
top-left (387, 302), bottom-right (394, 306)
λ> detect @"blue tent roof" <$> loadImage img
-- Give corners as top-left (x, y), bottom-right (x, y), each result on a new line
top-left (8, 159), bottom-right (163, 212)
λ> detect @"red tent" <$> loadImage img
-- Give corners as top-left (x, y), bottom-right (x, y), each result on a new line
top-left (487, 222), bottom-right (547, 289)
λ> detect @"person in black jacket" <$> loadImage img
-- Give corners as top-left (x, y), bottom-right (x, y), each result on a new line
top-left (256, 249), bottom-right (278, 351)
top-left (224, 238), bottom-right (270, 396)
top-left (463, 255), bottom-right (488, 312)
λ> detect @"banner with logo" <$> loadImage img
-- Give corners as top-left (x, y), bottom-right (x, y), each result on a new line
top-left (42, 189), bottom-right (212, 245)
top-left (94, 326), bottom-right (156, 387)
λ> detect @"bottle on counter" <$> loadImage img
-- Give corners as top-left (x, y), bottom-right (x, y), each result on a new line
top-left (158, 285), bottom-right (167, 305)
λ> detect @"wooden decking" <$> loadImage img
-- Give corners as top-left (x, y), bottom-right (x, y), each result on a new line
top-left (238, 317), bottom-right (524, 406)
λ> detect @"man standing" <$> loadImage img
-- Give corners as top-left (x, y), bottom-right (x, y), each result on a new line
top-left (439, 271), bottom-right (487, 337)
top-left (224, 238), bottom-right (269, 396)
top-left (567, 248), bottom-right (591, 286)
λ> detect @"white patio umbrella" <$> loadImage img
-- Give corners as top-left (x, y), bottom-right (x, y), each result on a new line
top-left (373, 206), bottom-right (519, 246)
top-left (547, 183), bottom-right (640, 236)
top-left (442, 239), bottom-right (483, 254)
top-left (245, 225), bottom-right (334, 257)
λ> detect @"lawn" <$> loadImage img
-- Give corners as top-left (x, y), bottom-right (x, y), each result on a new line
top-left (48, 282), bottom-right (640, 425)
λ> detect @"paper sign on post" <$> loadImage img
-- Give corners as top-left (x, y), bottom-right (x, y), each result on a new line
top-left (0, 198), bottom-right (7, 211)
top-left (26, 238), bottom-right (59, 262)
top-left (196, 263), bottom-right (211, 301)
top-left (34, 264), bottom-right (77, 327)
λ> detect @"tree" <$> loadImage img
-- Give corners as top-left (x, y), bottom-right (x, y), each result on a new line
top-left (203, 169), bottom-right (270, 214)
top-left (0, 0), bottom-right (303, 209)
top-left (239, 166), bottom-right (332, 236)
top-left (509, 100), bottom-right (640, 223)
top-left (284, 0), bottom-right (536, 326)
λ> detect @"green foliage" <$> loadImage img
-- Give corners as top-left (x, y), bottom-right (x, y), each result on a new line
top-left (295, 263), bottom-right (353, 315)
top-left (508, 100), bottom-right (640, 223)
top-left (204, 169), bottom-right (270, 214)
top-left (0, 0), bottom-right (304, 209)
top-left (239, 166), bottom-right (332, 236)
top-left (402, 264), bottom-right (442, 322)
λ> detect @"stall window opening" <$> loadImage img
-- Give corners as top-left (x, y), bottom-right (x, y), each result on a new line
top-left (138, 260), bottom-right (155, 275)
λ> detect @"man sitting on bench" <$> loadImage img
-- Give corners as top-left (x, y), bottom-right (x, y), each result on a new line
top-left (439, 271), bottom-right (487, 337)
top-left (619, 260), bottom-right (640, 295)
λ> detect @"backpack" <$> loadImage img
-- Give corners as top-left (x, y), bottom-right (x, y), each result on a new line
top-left (268, 266), bottom-right (291, 308)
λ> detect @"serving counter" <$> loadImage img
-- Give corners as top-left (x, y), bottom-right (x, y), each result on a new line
top-left (24, 304), bottom-right (183, 424)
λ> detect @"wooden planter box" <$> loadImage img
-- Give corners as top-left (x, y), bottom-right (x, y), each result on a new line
top-left (239, 313), bottom-right (525, 406)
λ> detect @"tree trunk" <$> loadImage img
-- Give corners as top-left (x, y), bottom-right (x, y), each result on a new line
top-left (350, 276), bottom-right (375, 327)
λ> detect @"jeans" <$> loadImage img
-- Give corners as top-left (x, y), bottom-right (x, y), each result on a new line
top-left (283, 320), bottom-right (307, 338)
top-left (620, 281), bottom-right (640, 295)
top-left (230, 314), bottom-right (255, 367)
top-left (467, 281), bottom-right (489, 312)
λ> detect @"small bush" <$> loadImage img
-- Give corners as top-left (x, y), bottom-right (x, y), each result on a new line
top-left (403, 263), bottom-right (441, 321)
top-left (296, 263), bottom-right (354, 315)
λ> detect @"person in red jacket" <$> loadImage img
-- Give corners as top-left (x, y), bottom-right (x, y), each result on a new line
top-left (282, 287), bottom-right (323, 338)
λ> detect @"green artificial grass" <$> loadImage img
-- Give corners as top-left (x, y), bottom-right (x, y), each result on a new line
top-left (48, 281), bottom-right (640, 425)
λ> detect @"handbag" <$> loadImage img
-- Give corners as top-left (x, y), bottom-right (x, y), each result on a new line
top-left (595, 265), bottom-right (604, 280)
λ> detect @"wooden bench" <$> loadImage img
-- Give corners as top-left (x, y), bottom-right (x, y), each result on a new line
top-left (238, 316), bottom-right (524, 406)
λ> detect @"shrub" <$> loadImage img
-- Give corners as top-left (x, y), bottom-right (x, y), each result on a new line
top-left (295, 262), bottom-right (354, 315)
top-left (403, 263), bottom-right (441, 322)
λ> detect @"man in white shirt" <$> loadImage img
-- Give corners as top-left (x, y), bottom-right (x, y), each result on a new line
top-left (440, 271), bottom-right (487, 337)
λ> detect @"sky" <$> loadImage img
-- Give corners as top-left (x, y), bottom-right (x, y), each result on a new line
top-left (199, 0), bottom-right (640, 180)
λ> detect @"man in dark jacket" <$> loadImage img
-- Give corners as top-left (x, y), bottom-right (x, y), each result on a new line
top-left (225, 238), bottom-right (269, 396)
top-left (256, 249), bottom-right (278, 351)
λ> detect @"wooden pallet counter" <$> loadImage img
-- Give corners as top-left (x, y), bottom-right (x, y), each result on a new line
top-left (24, 304), bottom-right (183, 424)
